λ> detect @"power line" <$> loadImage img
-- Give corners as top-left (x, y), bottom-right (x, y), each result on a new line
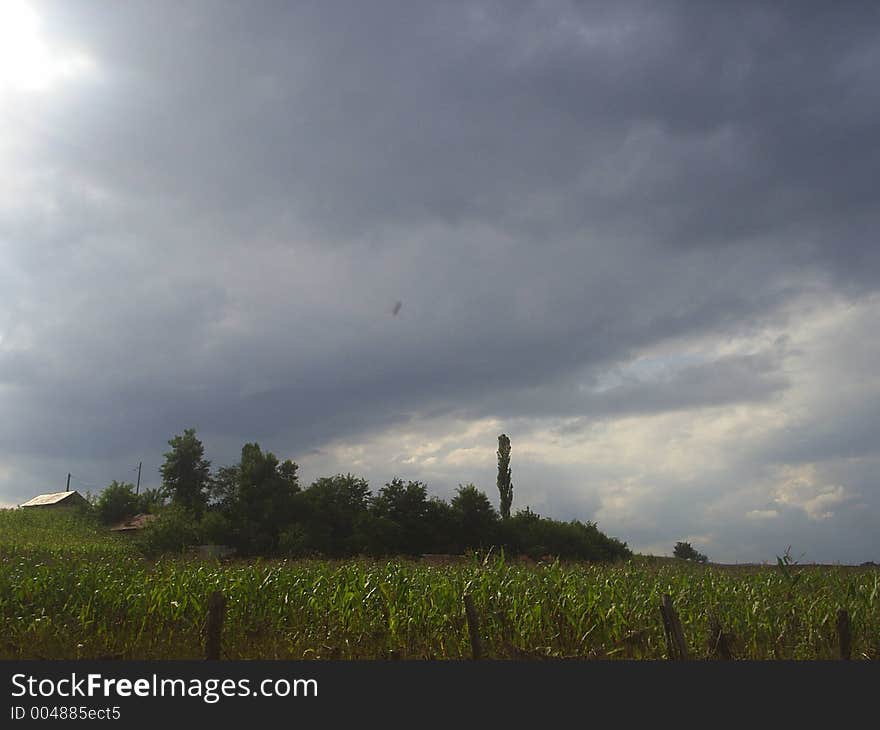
top-left (68, 474), bottom-right (101, 490)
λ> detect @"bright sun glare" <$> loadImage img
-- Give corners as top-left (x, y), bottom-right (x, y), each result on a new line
top-left (0, 0), bottom-right (92, 93)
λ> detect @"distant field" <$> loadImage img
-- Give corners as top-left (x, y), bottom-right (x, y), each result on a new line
top-left (0, 509), bottom-right (877, 659)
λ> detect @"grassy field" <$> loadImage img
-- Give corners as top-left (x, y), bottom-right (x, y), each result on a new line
top-left (1, 509), bottom-right (877, 659)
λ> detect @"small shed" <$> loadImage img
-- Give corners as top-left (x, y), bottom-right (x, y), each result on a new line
top-left (20, 490), bottom-right (90, 509)
top-left (110, 513), bottom-right (158, 533)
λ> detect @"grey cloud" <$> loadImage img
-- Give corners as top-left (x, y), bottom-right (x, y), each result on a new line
top-left (29, 1), bottom-right (880, 263)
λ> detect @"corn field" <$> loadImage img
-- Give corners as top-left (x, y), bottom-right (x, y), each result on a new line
top-left (1, 511), bottom-right (878, 660)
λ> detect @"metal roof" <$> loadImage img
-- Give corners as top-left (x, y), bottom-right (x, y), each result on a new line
top-left (20, 491), bottom-right (85, 507)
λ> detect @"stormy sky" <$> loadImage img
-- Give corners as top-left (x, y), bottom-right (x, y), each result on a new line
top-left (2, 0), bottom-right (879, 563)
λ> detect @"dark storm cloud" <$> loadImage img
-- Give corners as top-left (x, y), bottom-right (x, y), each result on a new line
top-left (28, 0), bottom-right (880, 256)
top-left (2, 1), bottom-right (879, 560)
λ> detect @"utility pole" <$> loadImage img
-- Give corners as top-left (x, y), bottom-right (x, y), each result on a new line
top-left (66, 473), bottom-right (71, 492)
top-left (136, 462), bottom-right (142, 495)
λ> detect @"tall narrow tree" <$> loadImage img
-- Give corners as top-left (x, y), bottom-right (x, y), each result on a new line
top-left (497, 433), bottom-right (513, 519)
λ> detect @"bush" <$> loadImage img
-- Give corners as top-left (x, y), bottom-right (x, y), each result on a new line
top-left (137, 505), bottom-right (201, 558)
top-left (278, 524), bottom-right (311, 557)
top-left (199, 510), bottom-right (232, 545)
top-left (95, 481), bottom-right (141, 525)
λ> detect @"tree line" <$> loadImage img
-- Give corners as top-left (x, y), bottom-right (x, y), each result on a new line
top-left (94, 428), bottom-right (631, 562)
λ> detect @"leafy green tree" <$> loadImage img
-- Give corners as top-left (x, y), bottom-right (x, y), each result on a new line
top-left (95, 481), bottom-right (140, 525)
top-left (301, 474), bottom-right (371, 556)
top-left (451, 483), bottom-right (498, 551)
top-left (357, 514), bottom-right (402, 557)
top-left (371, 478), bottom-right (430, 554)
top-left (497, 433), bottom-right (513, 519)
top-left (221, 443), bottom-right (302, 555)
top-left (160, 428), bottom-right (211, 515)
top-left (423, 497), bottom-right (458, 554)
top-left (673, 541), bottom-right (708, 563)
top-left (279, 459), bottom-right (299, 491)
top-left (209, 464), bottom-right (240, 506)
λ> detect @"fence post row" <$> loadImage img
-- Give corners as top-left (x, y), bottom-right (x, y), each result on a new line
top-left (205, 591), bottom-right (227, 661)
top-left (199, 589), bottom-right (855, 661)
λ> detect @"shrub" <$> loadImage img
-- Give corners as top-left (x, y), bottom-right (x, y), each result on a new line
top-left (278, 524), bottom-right (311, 557)
top-left (95, 481), bottom-right (141, 525)
top-left (199, 510), bottom-right (232, 545)
top-left (137, 505), bottom-right (201, 558)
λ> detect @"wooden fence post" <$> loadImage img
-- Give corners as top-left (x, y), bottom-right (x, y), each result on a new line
top-left (205, 591), bottom-right (227, 660)
top-left (836, 609), bottom-right (851, 661)
top-left (659, 594), bottom-right (689, 660)
top-left (463, 593), bottom-right (484, 660)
